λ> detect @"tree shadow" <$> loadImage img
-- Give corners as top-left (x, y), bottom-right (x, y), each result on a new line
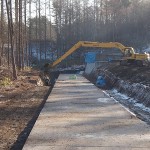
top-left (10, 86), bottom-right (54, 150)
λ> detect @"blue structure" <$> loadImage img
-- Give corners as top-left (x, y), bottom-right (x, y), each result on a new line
top-left (85, 52), bottom-right (96, 63)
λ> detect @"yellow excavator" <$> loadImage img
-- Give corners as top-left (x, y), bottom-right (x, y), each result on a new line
top-left (38, 41), bottom-right (150, 85)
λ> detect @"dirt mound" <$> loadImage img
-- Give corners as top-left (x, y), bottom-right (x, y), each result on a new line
top-left (107, 65), bottom-right (150, 86)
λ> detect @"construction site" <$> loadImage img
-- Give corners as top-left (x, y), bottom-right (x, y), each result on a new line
top-left (0, 0), bottom-right (150, 150)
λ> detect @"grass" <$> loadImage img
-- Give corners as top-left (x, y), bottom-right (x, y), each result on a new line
top-left (0, 77), bottom-right (12, 86)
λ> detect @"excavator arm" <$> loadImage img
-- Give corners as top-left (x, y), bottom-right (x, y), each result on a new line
top-left (51, 41), bottom-right (134, 68)
top-left (51, 42), bottom-right (82, 67)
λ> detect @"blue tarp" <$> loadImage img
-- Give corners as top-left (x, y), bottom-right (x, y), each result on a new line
top-left (96, 76), bottom-right (106, 87)
top-left (85, 52), bottom-right (96, 63)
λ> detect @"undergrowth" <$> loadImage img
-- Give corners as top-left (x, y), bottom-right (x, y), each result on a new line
top-left (0, 77), bottom-right (12, 86)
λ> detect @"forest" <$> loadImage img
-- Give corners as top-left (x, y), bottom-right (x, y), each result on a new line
top-left (0, 0), bottom-right (150, 79)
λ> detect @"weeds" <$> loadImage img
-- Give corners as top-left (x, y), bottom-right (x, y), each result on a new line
top-left (0, 77), bottom-right (12, 86)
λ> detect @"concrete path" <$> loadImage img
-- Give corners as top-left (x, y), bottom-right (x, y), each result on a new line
top-left (23, 74), bottom-right (150, 150)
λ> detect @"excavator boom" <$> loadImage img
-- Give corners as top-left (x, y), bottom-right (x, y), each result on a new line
top-left (51, 41), bottom-right (135, 68)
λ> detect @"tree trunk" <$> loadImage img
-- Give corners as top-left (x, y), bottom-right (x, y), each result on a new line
top-left (24, 0), bottom-right (28, 66)
top-left (15, 0), bottom-right (19, 68)
top-left (0, 0), bottom-right (4, 66)
top-left (5, 0), bottom-right (17, 80)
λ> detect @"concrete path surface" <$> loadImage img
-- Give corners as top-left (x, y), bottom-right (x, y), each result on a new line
top-left (23, 74), bottom-right (150, 150)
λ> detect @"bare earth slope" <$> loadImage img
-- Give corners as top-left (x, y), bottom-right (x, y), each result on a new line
top-left (0, 68), bottom-right (49, 150)
top-left (107, 65), bottom-right (150, 86)
top-left (85, 63), bottom-right (150, 124)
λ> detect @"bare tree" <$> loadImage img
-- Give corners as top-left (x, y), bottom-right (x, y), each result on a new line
top-left (18, 0), bottom-right (23, 69)
top-left (0, 0), bottom-right (4, 66)
top-left (5, 0), bottom-right (17, 80)
top-left (15, 0), bottom-right (19, 68)
top-left (24, 0), bottom-right (28, 66)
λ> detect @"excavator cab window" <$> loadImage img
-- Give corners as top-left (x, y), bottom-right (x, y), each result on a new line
top-left (124, 48), bottom-right (132, 57)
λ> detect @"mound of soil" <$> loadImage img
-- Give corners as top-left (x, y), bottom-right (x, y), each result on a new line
top-left (107, 65), bottom-right (150, 86)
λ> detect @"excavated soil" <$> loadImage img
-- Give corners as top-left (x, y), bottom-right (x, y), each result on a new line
top-left (0, 68), bottom-right (50, 150)
top-left (107, 65), bottom-right (150, 86)
top-left (86, 64), bottom-right (150, 97)
top-left (86, 64), bottom-right (150, 85)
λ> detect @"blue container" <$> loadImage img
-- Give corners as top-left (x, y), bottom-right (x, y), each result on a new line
top-left (85, 52), bottom-right (96, 63)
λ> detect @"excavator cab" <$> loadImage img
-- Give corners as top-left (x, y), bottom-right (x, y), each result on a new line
top-left (122, 47), bottom-right (150, 66)
top-left (124, 47), bottom-right (134, 57)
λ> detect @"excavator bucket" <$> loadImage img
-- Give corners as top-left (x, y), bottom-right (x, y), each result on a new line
top-left (37, 63), bottom-right (52, 86)
top-left (37, 63), bottom-right (59, 86)
top-left (37, 72), bottom-right (51, 86)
